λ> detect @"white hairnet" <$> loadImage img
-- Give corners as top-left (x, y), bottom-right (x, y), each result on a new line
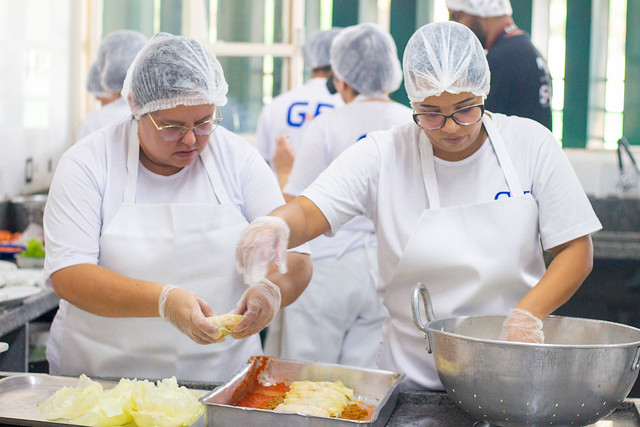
top-left (403, 21), bottom-right (490, 102)
top-left (330, 23), bottom-right (403, 95)
top-left (87, 30), bottom-right (147, 97)
top-left (304, 28), bottom-right (342, 70)
top-left (446, 0), bottom-right (512, 18)
top-left (122, 33), bottom-right (228, 118)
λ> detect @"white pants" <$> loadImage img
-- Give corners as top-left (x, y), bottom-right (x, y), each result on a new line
top-left (265, 245), bottom-right (388, 368)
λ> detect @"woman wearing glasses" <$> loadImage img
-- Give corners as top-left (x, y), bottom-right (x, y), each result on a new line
top-left (235, 21), bottom-right (601, 390)
top-left (43, 33), bottom-right (312, 382)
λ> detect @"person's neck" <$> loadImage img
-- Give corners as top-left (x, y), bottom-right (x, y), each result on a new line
top-left (484, 16), bottom-right (515, 50)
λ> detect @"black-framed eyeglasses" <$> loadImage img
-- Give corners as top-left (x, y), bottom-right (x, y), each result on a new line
top-left (147, 106), bottom-right (223, 141)
top-left (412, 104), bottom-right (485, 130)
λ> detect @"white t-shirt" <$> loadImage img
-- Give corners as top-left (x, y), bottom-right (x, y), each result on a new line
top-left (302, 113), bottom-right (602, 287)
top-left (253, 78), bottom-right (342, 167)
top-left (285, 96), bottom-right (412, 259)
top-left (44, 119), bottom-right (305, 279)
top-left (76, 97), bottom-right (132, 140)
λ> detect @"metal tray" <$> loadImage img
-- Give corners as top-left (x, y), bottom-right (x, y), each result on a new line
top-left (199, 356), bottom-right (405, 427)
top-left (0, 373), bottom-right (205, 426)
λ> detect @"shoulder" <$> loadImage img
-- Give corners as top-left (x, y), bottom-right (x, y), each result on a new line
top-left (488, 113), bottom-right (558, 157)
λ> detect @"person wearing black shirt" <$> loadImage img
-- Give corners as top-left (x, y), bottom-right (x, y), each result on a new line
top-left (447, 0), bottom-right (553, 130)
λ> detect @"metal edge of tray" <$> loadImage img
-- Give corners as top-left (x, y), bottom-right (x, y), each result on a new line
top-left (0, 373), bottom-right (206, 427)
top-left (200, 356), bottom-right (405, 427)
top-left (0, 373), bottom-right (120, 426)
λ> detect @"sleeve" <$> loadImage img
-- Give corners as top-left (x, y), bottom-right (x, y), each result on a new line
top-left (44, 145), bottom-right (106, 279)
top-left (531, 131), bottom-right (602, 249)
top-left (301, 137), bottom-right (381, 235)
top-left (283, 117), bottom-right (331, 197)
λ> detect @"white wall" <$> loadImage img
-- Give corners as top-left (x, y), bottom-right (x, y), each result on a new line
top-left (565, 147), bottom-right (640, 199)
top-left (0, 0), bottom-right (74, 200)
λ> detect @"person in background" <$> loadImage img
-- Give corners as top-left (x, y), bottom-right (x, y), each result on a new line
top-left (264, 22), bottom-right (412, 368)
top-left (447, 0), bottom-right (553, 130)
top-left (44, 33), bottom-right (312, 382)
top-left (76, 30), bottom-right (147, 140)
top-left (236, 21), bottom-right (601, 390)
top-left (253, 28), bottom-right (343, 189)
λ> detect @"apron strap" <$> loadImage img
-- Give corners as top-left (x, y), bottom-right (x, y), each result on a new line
top-left (481, 114), bottom-right (525, 197)
top-left (123, 121), bottom-right (231, 206)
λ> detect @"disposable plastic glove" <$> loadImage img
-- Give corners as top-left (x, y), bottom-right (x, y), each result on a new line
top-left (235, 216), bottom-right (290, 284)
top-left (499, 308), bottom-right (545, 343)
top-left (158, 285), bottom-right (226, 344)
top-left (231, 278), bottom-right (282, 339)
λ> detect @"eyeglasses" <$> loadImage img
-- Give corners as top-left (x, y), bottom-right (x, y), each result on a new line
top-left (147, 106), bottom-right (223, 141)
top-left (412, 104), bottom-right (485, 130)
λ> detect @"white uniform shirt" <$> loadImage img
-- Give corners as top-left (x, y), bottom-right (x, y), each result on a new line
top-left (302, 113), bottom-right (602, 288)
top-left (76, 97), bottom-right (132, 140)
top-left (45, 119), bottom-right (306, 279)
top-left (253, 78), bottom-right (342, 168)
top-left (284, 96), bottom-right (412, 259)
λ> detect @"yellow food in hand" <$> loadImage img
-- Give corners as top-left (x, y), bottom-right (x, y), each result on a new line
top-left (274, 380), bottom-right (354, 418)
top-left (206, 313), bottom-right (243, 340)
top-left (38, 375), bottom-right (204, 427)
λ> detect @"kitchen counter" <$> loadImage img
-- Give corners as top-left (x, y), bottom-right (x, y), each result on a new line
top-left (0, 287), bottom-right (59, 371)
top-left (0, 372), bottom-right (638, 426)
top-left (592, 230), bottom-right (640, 260)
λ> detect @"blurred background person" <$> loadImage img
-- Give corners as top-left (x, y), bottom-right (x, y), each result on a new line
top-left (265, 23), bottom-right (412, 368)
top-left (447, 0), bottom-right (553, 130)
top-left (76, 30), bottom-right (147, 140)
top-left (253, 28), bottom-right (343, 189)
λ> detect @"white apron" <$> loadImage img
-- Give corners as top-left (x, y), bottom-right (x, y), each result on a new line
top-left (378, 115), bottom-right (546, 389)
top-left (58, 121), bottom-right (261, 381)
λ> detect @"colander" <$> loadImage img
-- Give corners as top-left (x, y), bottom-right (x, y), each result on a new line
top-left (411, 282), bottom-right (640, 426)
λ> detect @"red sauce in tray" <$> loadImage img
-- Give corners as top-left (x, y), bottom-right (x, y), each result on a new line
top-left (232, 381), bottom-right (289, 409)
top-left (228, 356), bottom-right (376, 421)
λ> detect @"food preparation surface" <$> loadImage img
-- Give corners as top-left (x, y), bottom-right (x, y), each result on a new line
top-left (0, 373), bottom-right (205, 426)
top-left (1, 372), bottom-right (638, 426)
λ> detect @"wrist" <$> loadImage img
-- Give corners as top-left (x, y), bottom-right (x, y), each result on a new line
top-left (158, 284), bottom-right (178, 321)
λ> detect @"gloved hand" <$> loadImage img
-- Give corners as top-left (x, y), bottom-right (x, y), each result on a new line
top-left (231, 278), bottom-right (282, 339)
top-left (159, 285), bottom-right (226, 344)
top-left (235, 216), bottom-right (290, 284)
top-left (499, 308), bottom-right (545, 343)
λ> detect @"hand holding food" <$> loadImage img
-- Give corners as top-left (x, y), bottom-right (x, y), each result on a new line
top-left (499, 308), bottom-right (544, 343)
top-left (205, 313), bottom-right (244, 341)
top-left (158, 285), bottom-right (225, 344)
top-left (232, 278), bottom-right (281, 339)
top-left (235, 216), bottom-right (290, 284)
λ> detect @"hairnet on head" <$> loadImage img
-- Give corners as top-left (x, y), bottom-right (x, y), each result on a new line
top-left (330, 23), bottom-right (403, 95)
top-left (304, 28), bottom-right (342, 70)
top-left (87, 30), bottom-right (147, 97)
top-left (446, 0), bottom-right (512, 18)
top-left (403, 21), bottom-right (490, 102)
top-left (122, 33), bottom-right (228, 118)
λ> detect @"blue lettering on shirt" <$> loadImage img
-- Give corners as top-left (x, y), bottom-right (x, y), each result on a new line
top-left (494, 190), bottom-right (531, 200)
top-left (287, 102), bottom-right (336, 127)
top-left (287, 102), bottom-right (309, 126)
top-left (357, 134), bottom-right (367, 141)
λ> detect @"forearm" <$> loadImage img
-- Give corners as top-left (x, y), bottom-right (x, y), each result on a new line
top-left (270, 196), bottom-right (330, 248)
top-left (50, 264), bottom-right (164, 318)
top-left (515, 235), bottom-right (594, 319)
top-left (265, 252), bottom-right (312, 306)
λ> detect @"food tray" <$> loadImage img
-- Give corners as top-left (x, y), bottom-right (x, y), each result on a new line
top-left (200, 355), bottom-right (404, 427)
top-left (0, 373), bottom-right (205, 426)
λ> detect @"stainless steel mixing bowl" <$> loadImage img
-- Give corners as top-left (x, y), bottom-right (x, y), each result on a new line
top-left (411, 283), bottom-right (640, 426)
